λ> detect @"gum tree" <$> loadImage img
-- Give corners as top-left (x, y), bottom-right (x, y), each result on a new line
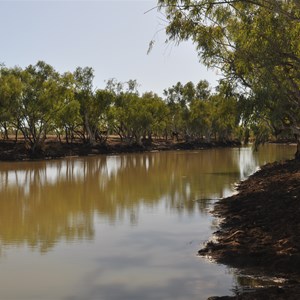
top-left (16, 61), bottom-right (69, 153)
top-left (53, 72), bottom-right (82, 144)
top-left (157, 0), bottom-right (300, 157)
top-left (0, 67), bottom-right (23, 140)
top-left (73, 66), bottom-right (96, 144)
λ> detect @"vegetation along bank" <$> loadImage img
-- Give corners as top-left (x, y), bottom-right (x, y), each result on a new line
top-left (0, 61), bottom-right (297, 161)
top-left (0, 61), bottom-right (247, 160)
top-left (0, 1), bottom-right (300, 298)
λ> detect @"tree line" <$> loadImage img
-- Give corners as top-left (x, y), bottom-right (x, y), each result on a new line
top-left (0, 61), bottom-right (246, 153)
top-left (2, 1), bottom-right (299, 157)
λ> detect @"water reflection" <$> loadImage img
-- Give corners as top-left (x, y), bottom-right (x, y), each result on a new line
top-left (0, 145), bottom-right (295, 254)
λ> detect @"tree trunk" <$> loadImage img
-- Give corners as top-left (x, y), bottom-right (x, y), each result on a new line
top-left (15, 129), bottom-right (18, 142)
top-left (84, 112), bottom-right (96, 145)
top-left (65, 128), bottom-right (69, 144)
top-left (292, 129), bottom-right (300, 160)
top-left (295, 137), bottom-right (300, 160)
top-left (3, 123), bottom-right (9, 140)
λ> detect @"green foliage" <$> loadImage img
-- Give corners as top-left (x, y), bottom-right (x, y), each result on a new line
top-left (10, 61), bottom-right (68, 152)
top-left (164, 80), bottom-right (212, 140)
top-left (158, 0), bottom-right (300, 152)
top-left (0, 67), bottom-right (23, 138)
top-left (0, 62), bottom-right (242, 152)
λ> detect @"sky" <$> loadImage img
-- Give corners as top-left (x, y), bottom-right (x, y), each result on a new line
top-left (0, 0), bottom-right (220, 96)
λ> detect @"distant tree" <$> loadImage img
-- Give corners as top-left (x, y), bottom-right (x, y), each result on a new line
top-left (106, 79), bottom-right (144, 143)
top-left (139, 92), bottom-right (169, 142)
top-left (92, 89), bottom-right (114, 143)
top-left (209, 81), bottom-right (240, 142)
top-left (53, 72), bottom-right (81, 144)
top-left (0, 62), bottom-right (82, 153)
top-left (73, 66), bottom-right (97, 144)
top-left (164, 80), bottom-right (212, 141)
top-left (189, 96), bottom-right (211, 141)
top-left (15, 61), bottom-right (68, 153)
top-left (0, 67), bottom-right (23, 140)
top-left (164, 81), bottom-right (191, 140)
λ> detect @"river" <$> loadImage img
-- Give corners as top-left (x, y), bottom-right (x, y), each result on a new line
top-left (0, 144), bottom-right (296, 300)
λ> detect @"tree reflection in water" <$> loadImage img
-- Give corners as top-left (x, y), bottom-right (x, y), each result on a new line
top-left (0, 145), bottom-right (294, 253)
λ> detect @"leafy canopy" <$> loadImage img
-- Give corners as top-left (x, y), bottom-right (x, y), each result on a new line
top-left (157, 0), bottom-right (300, 152)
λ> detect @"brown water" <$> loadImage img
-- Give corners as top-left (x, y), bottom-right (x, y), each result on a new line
top-left (0, 144), bottom-right (295, 300)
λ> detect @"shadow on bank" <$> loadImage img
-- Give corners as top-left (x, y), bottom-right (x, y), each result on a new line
top-left (0, 138), bottom-right (241, 161)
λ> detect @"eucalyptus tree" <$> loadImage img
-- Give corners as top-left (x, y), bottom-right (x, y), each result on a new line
top-left (105, 79), bottom-right (169, 144)
top-left (139, 92), bottom-right (169, 142)
top-left (92, 89), bottom-right (115, 143)
top-left (209, 81), bottom-right (240, 142)
top-left (164, 80), bottom-right (211, 140)
top-left (157, 0), bottom-right (300, 157)
top-left (185, 80), bottom-right (240, 142)
top-left (188, 97), bottom-right (211, 141)
top-left (115, 92), bottom-right (169, 144)
top-left (53, 72), bottom-right (82, 143)
top-left (0, 66), bottom-right (23, 140)
top-left (106, 79), bottom-right (149, 143)
top-left (14, 61), bottom-right (73, 153)
top-left (73, 66), bottom-right (96, 144)
top-left (0, 62), bottom-right (83, 152)
top-left (164, 81), bottom-right (193, 140)
top-left (187, 79), bottom-right (214, 140)
top-left (110, 92), bottom-right (151, 143)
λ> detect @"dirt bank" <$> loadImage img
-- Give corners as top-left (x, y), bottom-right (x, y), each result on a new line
top-left (199, 159), bottom-right (300, 299)
top-left (0, 138), bottom-right (241, 161)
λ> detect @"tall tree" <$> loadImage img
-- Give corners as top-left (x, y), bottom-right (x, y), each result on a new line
top-left (53, 72), bottom-right (81, 144)
top-left (0, 62), bottom-right (80, 153)
top-left (16, 61), bottom-right (66, 153)
top-left (158, 0), bottom-right (300, 157)
top-left (73, 66), bottom-right (96, 144)
top-left (164, 80), bottom-right (211, 140)
top-left (0, 67), bottom-right (23, 140)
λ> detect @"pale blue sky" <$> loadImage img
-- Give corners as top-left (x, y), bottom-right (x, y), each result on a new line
top-left (0, 0), bottom-right (220, 95)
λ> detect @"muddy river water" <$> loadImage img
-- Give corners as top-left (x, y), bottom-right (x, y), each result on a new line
top-left (0, 144), bottom-right (296, 300)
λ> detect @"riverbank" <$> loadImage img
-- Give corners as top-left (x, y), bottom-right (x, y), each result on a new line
top-left (199, 158), bottom-right (300, 299)
top-left (0, 138), bottom-right (241, 161)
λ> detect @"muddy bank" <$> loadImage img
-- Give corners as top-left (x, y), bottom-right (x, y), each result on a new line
top-left (207, 285), bottom-right (300, 300)
top-left (0, 138), bottom-right (241, 161)
top-left (199, 159), bottom-right (300, 299)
